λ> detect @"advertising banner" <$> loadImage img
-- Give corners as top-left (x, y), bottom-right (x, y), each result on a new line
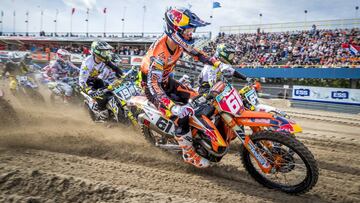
top-left (292, 85), bottom-right (360, 105)
top-left (70, 54), bottom-right (85, 64)
top-left (119, 56), bottom-right (131, 65)
top-left (130, 56), bottom-right (143, 66)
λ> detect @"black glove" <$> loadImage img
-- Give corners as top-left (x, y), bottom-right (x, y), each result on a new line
top-left (106, 61), bottom-right (123, 78)
top-left (233, 71), bottom-right (247, 80)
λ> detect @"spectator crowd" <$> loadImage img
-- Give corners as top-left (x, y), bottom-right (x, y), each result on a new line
top-left (27, 44), bottom-right (146, 56)
top-left (203, 27), bottom-right (360, 67)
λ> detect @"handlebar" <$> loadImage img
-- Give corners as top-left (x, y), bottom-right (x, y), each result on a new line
top-left (107, 65), bottom-right (138, 89)
top-left (121, 66), bottom-right (137, 79)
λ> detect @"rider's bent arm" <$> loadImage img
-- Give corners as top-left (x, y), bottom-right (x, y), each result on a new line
top-left (79, 62), bottom-right (90, 92)
top-left (105, 61), bottom-right (123, 77)
top-left (186, 47), bottom-right (221, 68)
top-left (67, 61), bottom-right (80, 72)
top-left (147, 57), bottom-right (175, 111)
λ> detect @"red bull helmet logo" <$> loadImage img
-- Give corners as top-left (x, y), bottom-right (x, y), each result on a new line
top-left (169, 9), bottom-right (190, 27)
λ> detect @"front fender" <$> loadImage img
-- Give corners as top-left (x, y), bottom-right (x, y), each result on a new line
top-left (272, 115), bottom-right (302, 134)
top-left (255, 104), bottom-right (277, 113)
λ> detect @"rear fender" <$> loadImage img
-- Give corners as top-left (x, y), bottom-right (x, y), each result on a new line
top-left (127, 96), bottom-right (149, 108)
top-left (255, 104), bottom-right (277, 112)
top-left (256, 104), bottom-right (289, 118)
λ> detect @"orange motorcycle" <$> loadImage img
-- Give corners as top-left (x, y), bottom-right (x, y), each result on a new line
top-left (128, 79), bottom-right (318, 194)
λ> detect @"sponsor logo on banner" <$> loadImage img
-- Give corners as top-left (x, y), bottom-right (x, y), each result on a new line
top-left (294, 88), bottom-right (310, 97)
top-left (131, 56), bottom-right (143, 65)
top-left (292, 85), bottom-right (360, 105)
top-left (119, 56), bottom-right (131, 64)
top-left (331, 91), bottom-right (349, 99)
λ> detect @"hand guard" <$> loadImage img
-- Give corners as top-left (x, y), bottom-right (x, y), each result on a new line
top-left (171, 105), bottom-right (195, 119)
top-left (219, 63), bottom-right (235, 77)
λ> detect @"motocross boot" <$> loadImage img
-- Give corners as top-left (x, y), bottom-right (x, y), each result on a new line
top-left (175, 131), bottom-right (210, 168)
top-left (92, 105), bottom-right (109, 122)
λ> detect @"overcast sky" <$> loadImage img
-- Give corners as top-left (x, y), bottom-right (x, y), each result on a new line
top-left (0, 0), bottom-right (359, 34)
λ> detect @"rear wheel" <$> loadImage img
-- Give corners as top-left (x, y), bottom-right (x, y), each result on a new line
top-left (241, 131), bottom-right (318, 194)
top-left (117, 106), bottom-right (131, 125)
top-left (84, 101), bottom-right (97, 121)
top-left (141, 124), bottom-right (159, 146)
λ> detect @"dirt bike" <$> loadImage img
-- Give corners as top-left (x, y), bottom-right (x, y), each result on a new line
top-left (10, 74), bottom-right (45, 103)
top-left (239, 80), bottom-right (302, 134)
top-left (47, 77), bottom-right (82, 105)
top-left (81, 67), bottom-right (141, 125)
top-left (128, 79), bottom-right (318, 194)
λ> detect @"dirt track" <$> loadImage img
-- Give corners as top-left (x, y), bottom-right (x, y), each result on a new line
top-left (0, 89), bottom-right (359, 202)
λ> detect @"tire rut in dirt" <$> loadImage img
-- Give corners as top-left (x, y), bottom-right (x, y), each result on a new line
top-left (0, 98), bottom-right (19, 127)
top-left (1, 148), bottom-right (331, 203)
top-left (0, 168), bottom-right (200, 203)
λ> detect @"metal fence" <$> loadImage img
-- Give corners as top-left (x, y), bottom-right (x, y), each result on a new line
top-left (0, 31), bottom-right (212, 40)
top-left (220, 18), bottom-right (360, 33)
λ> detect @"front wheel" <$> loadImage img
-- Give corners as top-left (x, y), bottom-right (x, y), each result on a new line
top-left (241, 131), bottom-right (318, 194)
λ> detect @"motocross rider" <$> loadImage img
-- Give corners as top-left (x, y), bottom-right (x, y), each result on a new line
top-left (43, 49), bottom-right (79, 102)
top-left (198, 43), bottom-right (247, 94)
top-left (79, 40), bottom-right (124, 121)
top-left (0, 53), bottom-right (32, 93)
top-left (140, 7), bottom-right (238, 168)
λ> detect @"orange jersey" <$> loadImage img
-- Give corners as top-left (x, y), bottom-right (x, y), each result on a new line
top-left (141, 34), bottom-right (220, 112)
top-left (141, 35), bottom-right (183, 80)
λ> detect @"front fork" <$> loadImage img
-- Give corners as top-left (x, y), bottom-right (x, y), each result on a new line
top-left (120, 100), bottom-right (138, 126)
top-left (221, 113), bottom-right (274, 174)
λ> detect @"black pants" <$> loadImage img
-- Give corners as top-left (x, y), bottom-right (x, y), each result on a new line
top-left (87, 78), bottom-right (112, 111)
top-left (198, 82), bottom-right (211, 95)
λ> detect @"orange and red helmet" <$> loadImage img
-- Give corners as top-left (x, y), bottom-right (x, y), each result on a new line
top-left (164, 7), bottom-right (209, 48)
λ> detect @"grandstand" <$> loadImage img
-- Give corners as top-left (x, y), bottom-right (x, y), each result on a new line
top-left (0, 17), bottom-right (359, 112)
top-left (219, 18), bottom-right (360, 33)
